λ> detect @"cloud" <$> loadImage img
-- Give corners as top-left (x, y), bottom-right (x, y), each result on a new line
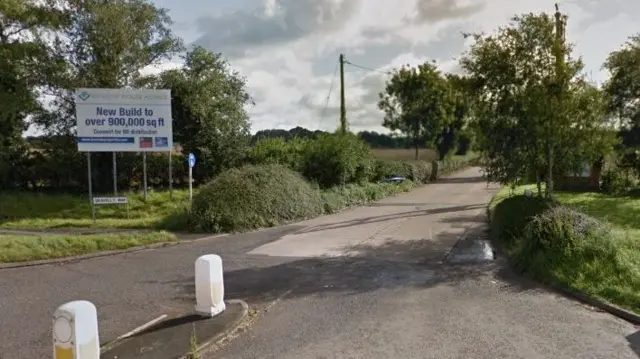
top-left (141, 0), bottom-right (640, 135)
top-left (410, 0), bottom-right (486, 24)
top-left (194, 0), bottom-right (362, 58)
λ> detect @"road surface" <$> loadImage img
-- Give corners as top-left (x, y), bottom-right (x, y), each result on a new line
top-left (0, 167), bottom-right (636, 358)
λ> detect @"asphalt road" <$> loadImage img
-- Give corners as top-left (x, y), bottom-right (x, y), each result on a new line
top-left (1, 167), bottom-right (637, 358)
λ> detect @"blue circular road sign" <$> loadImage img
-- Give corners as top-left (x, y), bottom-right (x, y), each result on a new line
top-left (188, 153), bottom-right (196, 168)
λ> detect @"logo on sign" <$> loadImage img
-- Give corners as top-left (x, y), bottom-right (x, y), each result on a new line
top-left (155, 137), bottom-right (168, 147)
top-left (78, 91), bottom-right (91, 101)
top-left (139, 137), bottom-right (153, 148)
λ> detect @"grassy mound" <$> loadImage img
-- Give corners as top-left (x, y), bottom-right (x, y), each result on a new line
top-left (190, 164), bottom-right (324, 233)
top-left (491, 191), bottom-right (640, 313)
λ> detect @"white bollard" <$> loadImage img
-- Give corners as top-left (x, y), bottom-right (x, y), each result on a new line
top-left (195, 254), bottom-right (226, 317)
top-left (53, 300), bottom-right (100, 359)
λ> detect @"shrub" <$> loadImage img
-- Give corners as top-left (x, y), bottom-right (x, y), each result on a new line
top-left (372, 160), bottom-right (432, 183)
top-left (301, 132), bottom-right (371, 188)
top-left (512, 206), bottom-right (608, 274)
top-left (190, 164), bottom-right (323, 233)
top-left (601, 169), bottom-right (634, 195)
top-left (245, 137), bottom-right (308, 172)
top-left (321, 180), bottom-right (414, 214)
top-left (490, 195), bottom-right (558, 248)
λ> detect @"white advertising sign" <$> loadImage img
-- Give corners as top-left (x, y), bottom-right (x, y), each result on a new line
top-left (92, 196), bottom-right (128, 205)
top-left (75, 88), bottom-right (172, 152)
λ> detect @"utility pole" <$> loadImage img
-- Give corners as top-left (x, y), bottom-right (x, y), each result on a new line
top-left (339, 53), bottom-right (347, 133)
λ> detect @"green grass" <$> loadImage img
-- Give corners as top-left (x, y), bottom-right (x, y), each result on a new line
top-left (0, 189), bottom-right (191, 230)
top-left (0, 231), bottom-right (177, 263)
top-left (490, 185), bottom-right (640, 313)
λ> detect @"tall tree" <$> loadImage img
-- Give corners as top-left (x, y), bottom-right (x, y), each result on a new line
top-left (378, 61), bottom-right (455, 160)
top-left (460, 10), bottom-right (614, 196)
top-left (137, 46), bottom-right (252, 182)
top-left (0, 0), bottom-right (67, 188)
top-left (435, 74), bottom-right (473, 159)
top-left (604, 34), bottom-right (640, 175)
top-left (34, 0), bottom-right (183, 192)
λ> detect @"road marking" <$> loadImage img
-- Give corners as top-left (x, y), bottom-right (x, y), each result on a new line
top-left (115, 314), bottom-right (168, 341)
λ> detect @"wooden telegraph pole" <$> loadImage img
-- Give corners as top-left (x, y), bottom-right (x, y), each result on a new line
top-left (339, 53), bottom-right (347, 133)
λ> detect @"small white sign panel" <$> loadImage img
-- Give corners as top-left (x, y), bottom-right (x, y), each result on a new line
top-left (93, 197), bottom-right (128, 205)
top-left (75, 88), bottom-right (173, 152)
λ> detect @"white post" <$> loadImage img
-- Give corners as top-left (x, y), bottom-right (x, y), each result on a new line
top-left (195, 254), bottom-right (225, 317)
top-left (53, 300), bottom-right (100, 359)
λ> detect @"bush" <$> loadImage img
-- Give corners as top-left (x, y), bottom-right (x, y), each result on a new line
top-left (301, 132), bottom-right (371, 188)
top-left (372, 160), bottom-right (432, 183)
top-left (491, 195), bottom-right (558, 248)
top-left (245, 137), bottom-right (308, 172)
top-left (512, 207), bottom-right (608, 273)
top-left (190, 164), bottom-right (324, 233)
top-left (321, 180), bottom-right (414, 214)
top-left (601, 169), bottom-right (634, 195)
top-left (490, 191), bottom-right (640, 312)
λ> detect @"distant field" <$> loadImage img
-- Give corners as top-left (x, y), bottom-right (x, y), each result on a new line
top-left (370, 148), bottom-right (437, 161)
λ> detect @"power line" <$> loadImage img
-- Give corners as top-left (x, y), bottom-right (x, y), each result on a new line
top-left (319, 59), bottom-right (340, 128)
top-left (344, 60), bottom-right (392, 75)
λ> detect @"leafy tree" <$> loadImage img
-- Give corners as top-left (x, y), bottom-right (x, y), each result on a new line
top-left (33, 0), bottom-right (183, 192)
top-left (435, 74), bottom-right (473, 159)
top-left (0, 0), bottom-right (68, 188)
top-left (604, 34), bottom-right (640, 175)
top-left (378, 61), bottom-right (455, 160)
top-left (138, 46), bottom-right (252, 182)
top-left (460, 10), bottom-right (614, 197)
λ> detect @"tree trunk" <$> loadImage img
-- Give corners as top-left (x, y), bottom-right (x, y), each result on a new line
top-left (414, 143), bottom-right (419, 160)
top-left (536, 170), bottom-right (543, 197)
top-left (545, 143), bottom-right (554, 198)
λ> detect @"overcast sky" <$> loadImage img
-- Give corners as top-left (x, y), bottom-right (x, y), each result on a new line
top-left (137, 0), bottom-right (640, 133)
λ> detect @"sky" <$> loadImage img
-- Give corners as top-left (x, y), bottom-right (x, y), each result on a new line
top-left (66, 0), bottom-right (640, 135)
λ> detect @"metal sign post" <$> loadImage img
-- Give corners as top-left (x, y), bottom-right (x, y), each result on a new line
top-left (188, 152), bottom-right (196, 202)
top-left (112, 152), bottom-right (117, 196)
top-left (142, 152), bottom-right (148, 201)
top-left (169, 150), bottom-right (173, 200)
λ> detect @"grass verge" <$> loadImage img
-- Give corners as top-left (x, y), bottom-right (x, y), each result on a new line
top-left (0, 231), bottom-right (177, 263)
top-left (490, 185), bottom-right (640, 314)
top-left (0, 190), bottom-right (190, 230)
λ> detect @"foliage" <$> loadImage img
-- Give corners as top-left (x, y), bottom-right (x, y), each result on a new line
top-left (138, 46), bottom-right (251, 183)
top-left (245, 137), bottom-right (308, 172)
top-left (604, 34), bottom-right (640, 130)
top-left (491, 186), bottom-right (640, 314)
top-left (490, 195), bottom-right (558, 248)
top-left (378, 61), bottom-right (456, 160)
top-left (0, 0), bottom-right (68, 190)
top-left (600, 169), bottom-right (636, 195)
top-left (190, 164), bottom-right (324, 233)
top-left (301, 132), bottom-right (371, 188)
top-left (321, 181), bottom-right (414, 214)
top-left (461, 10), bottom-right (616, 197)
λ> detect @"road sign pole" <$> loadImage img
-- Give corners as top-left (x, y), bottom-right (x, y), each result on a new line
top-left (189, 166), bottom-right (193, 202)
top-left (112, 152), bottom-right (117, 196)
top-left (142, 152), bottom-right (148, 201)
top-left (168, 150), bottom-right (173, 200)
top-left (188, 153), bottom-right (196, 203)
